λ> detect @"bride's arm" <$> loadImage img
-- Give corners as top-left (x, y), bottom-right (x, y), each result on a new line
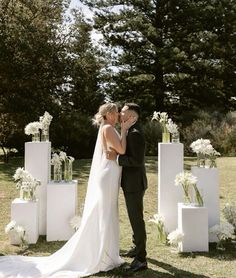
top-left (103, 125), bottom-right (127, 155)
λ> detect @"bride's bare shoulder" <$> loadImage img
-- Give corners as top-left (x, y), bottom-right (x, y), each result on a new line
top-left (102, 124), bottom-right (114, 132)
top-left (102, 124), bottom-right (118, 138)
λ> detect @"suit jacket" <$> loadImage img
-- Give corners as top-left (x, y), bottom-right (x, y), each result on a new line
top-left (118, 121), bottom-right (148, 193)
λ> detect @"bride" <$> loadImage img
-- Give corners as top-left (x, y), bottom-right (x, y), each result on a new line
top-left (0, 102), bottom-right (134, 278)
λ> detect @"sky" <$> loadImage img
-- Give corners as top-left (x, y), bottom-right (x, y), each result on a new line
top-left (67, 0), bottom-right (102, 43)
top-left (69, 0), bottom-right (93, 18)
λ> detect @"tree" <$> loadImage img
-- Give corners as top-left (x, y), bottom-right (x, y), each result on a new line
top-left (0, 113), bottom-right (18, 162)
top-left (0, 1), bottom-right (105, 157)
top-left (0, 0), bottom-right (70, 121)
top-left (81, 0), bottom-right (236, 121)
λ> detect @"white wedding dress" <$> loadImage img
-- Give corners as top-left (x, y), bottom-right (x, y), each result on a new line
top-left (0, 125), bottom-right (124, 278)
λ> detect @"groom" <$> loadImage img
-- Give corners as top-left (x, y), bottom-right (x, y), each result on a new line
top-left (107, 103), bottom-right (148, 272)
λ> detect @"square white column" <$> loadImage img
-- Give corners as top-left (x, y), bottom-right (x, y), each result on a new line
top-left (47, 180), bottom-right (77, 241)
top-left (11, 198), bottom-right (39, 244)
top-left (191, 167), bottom-right (220, 234)
top-left (158, 143), bottom-right (184, 233)
top-left (178, 203), bottom-right (209, 252)
top-left (25, 142), bottom-right (51, 235)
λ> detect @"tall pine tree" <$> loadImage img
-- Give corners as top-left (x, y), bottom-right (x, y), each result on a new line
top-left (81, 0), bottom-right (236, 120)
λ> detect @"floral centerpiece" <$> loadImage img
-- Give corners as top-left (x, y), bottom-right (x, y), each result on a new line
top-left (59, 151), bottom-right (74, 182)
top-left (152, 111), bottom-right (179, 143)
top-left (51, 153), bottom-right (63, 182)
top-left (223, 203), bottom-right (236, 233)
top-left (5, 220), bottom-right (28, 247)
top-left (190, 138), bottom-right (220, 168)
top-left (39, 111), bottom-right (53, 141)
top-left (13, 167), bottom-right (41, 201)
top-left (166, 118), bottom-right (179, 143)
top-left (152, 111), bottom-right (170, 142)
top-left (24, 121), bottom-right (42, 142)
top-left (51, 151), bottom-right (75, 182)
top-left (175, 171), bottom-right (203, 206)
top-left (209, 222), bottom-right (235, 250)
top-left (167, 229), bottom-right (184, 253)
top-left (70, 215), bottom-right (82, 231)
top-left (69, 203), bottom-right (84, 231)
top-left (148, 214), bottom-right (167, 243)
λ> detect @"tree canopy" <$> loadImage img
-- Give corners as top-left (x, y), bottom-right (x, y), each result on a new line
top-left (82, 0), bottom-right (236, 120)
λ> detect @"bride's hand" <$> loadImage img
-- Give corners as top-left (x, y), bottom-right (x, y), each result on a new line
top-left (121, 116), bottom-right (136, 131)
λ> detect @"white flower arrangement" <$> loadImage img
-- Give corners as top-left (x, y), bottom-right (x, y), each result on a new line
top-left (5, 220), bottom-right (17, 234)
top-left (167, 229), bottom-right (184, 252)
top-left (13, 167), bottom-right (40, 200)
top-left (69, 215), bottom-right (82, 231)
top-left (223, 203), bottom-right (236, 229)
top-left (24, 121), bottom-right (42, 135)
top-left (175, 171), bottom-right (203, 206)
top-left (13, 167), bottom-right (34, 189)
top-left (152, 111), bottom-right (169, 132)
top-left (166, 119), bottom-right (179, 135)
top-left (190, 138), bottom-right (220, 168)
top-left (190, 138), bottom-right (212, 154)
top-left (39, 111), bottom-right (53, 129)
top-left (5, 220), bottom-right (28, 246)
top-left (209, 222), bottom-right (235, 250)
top-left (148, 214), bottom-right (167, 243)
top-left (152, 111), bottom-right (179, 143)
top-left (51, 153), bottom-right (62, 166)
top-left (52, 151), bottom-right (75, 182)
top-left (67, 156), bottom-right (75, 162)
top-left (59, 151), bottom-right (67, 161)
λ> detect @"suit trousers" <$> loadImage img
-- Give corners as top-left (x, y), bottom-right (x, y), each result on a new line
top-left (124, 190), bottom-right (147, 262)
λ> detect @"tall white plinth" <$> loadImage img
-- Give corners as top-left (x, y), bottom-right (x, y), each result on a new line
top-left (25, 142), bottom-right (51, 235)
top-left (158, 143), bottom-right (184, 233)
top-left (178, 203), bottom-right (209, 252)
top-left (191, 167), bottom-right (220, 241)
top-left (11, 198), bottom-right (39, 244)
top-left (47, 181), bottom-right (77, 241)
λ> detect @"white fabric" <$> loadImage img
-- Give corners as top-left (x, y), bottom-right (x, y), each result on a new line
top-left (0, 125), bottom-right (124, 278)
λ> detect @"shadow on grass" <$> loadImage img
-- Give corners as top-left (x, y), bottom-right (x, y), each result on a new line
top-left (94, 257), bottom-right (210, 278)
top-left (147, 257), bottom-right (210, 278)
top-left (16, 236), bottom-right (66, 256)
top-left (201, 242), bottom-right (236, 261)
top-left (94, 263), bottom-right (171, 278)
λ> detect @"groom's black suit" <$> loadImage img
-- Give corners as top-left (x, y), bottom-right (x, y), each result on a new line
top-left (118, 121), bottom-right (147, 262)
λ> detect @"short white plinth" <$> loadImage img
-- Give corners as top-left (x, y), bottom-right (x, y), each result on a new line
top-left (158, 143), bottom-right (184, 233)
top-left (191, 167), bottom-right (220, 241)
top-left (11, 198), bottom-right (39, 244)
top-left (25, 142), bottom-right (51, 235)
top-left (47, 180), bottom-right (77, 241)
top-left (178, 203), bottom-right (209, 252)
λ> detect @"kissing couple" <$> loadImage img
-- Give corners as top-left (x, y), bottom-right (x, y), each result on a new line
top-left (0, 102), bottom-right (148, 277)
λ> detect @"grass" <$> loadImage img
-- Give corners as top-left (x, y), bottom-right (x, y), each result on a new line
top-left (0, 156), bottom-right (236, 277)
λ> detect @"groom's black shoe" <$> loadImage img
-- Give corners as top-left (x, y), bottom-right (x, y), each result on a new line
top-left (121, 247), bottom-right (136, 258)
top-left (124, 259), bottom-right (148, 272)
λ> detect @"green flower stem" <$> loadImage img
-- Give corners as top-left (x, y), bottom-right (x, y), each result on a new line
top-left (182, 184), bottom-right (192, 203)
top-left (193, 184), bottom-right (203, 206)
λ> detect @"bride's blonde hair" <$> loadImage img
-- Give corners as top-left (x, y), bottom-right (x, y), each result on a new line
top-left (93, 103), bottom-right (117, 126)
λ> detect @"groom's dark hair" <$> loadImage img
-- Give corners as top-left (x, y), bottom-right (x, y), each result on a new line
top-left (125, 103), bottom-right (140, 116)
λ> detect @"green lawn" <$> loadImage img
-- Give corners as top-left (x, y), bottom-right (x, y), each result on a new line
top-left (0, 156), bottom-right (236, 277)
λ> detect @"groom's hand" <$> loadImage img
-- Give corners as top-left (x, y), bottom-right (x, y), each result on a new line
top-left (106, 149), bottom-right (117, 161)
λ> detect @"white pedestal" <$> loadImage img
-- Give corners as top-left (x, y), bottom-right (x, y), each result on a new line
top-left (178, 203), bottom-right (209, 252)
top-left (25, 142), bottom-right (51, 235)
top-left (158, 143), bottom-right (184, 233)
top-left (47, 181), bottom-right (77, 241)
top-left (191, 167), bottom-right (220, 241)
top-left (11, 198), bottom-right (39, 244)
